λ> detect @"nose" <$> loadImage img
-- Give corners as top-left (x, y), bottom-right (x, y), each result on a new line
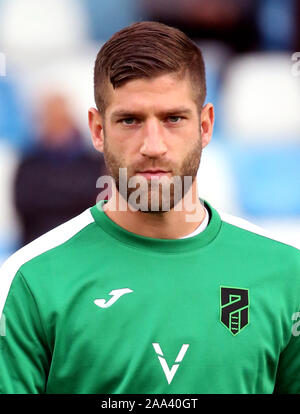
top-left (140, 119), bottom-right (167, 158)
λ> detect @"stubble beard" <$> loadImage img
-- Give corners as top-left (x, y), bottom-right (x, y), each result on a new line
top-left (103, 131), bottom-right (202, 213)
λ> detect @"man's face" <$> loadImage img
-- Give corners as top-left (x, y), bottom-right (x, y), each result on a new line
top-left (91, 73), bottom-right (212, 212)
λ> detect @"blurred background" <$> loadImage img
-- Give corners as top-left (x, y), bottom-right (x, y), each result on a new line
top-left (0, 0), bottom-right (299, 264)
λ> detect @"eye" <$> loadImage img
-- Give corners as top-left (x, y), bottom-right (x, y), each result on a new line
top-left (121, 118), bottom-right (137, 125)
top-left (167, 116), bottom-right (182, 123)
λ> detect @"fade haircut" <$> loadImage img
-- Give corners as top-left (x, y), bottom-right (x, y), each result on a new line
top-left (94, 21), bottom-right (206, 114)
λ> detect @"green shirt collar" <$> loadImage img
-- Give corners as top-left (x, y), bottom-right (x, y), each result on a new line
top-left (91, 199), bottom-right (222, 253)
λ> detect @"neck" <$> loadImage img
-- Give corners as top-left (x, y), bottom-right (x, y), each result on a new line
top-left (102, 180), bottom-right (206, 239)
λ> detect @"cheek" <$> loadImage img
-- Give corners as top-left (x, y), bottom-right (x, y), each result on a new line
top-left (105, 126), bottom-right (135, 151)
top-left (170, 128), bottom-right (199, 155)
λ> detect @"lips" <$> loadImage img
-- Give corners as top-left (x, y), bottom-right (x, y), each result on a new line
top-left (136, 170), bottom-right (170, 179)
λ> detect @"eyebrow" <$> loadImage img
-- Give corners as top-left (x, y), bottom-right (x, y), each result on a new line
top-left (110, 107), bottom-right (193, 120)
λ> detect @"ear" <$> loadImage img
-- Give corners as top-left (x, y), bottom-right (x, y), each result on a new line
top-left (200, 103), bottom-right (214, 149)
top-left (88, 107), bottom-right (104, 152)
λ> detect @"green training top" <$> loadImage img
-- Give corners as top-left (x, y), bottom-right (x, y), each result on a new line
top-left (0, 200), bottom-right (300, 394)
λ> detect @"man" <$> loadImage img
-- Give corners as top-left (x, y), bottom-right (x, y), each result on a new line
top-left (0, 21), bottom-right (300, 394)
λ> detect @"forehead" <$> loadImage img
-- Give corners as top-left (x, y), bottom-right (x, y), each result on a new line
top-left (105, 73), bottom-right (197, 115)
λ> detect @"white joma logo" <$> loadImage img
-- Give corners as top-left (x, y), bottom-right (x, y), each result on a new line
top-left (152, 343), bottom-right (189, 384)
top-left (94, 288), bottom-right (133, 309)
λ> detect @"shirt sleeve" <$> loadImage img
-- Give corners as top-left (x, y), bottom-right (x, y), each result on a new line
top-left (274, 312), bottom-right (300, 394)
top-left (0, 270), bottom-right (50, 394)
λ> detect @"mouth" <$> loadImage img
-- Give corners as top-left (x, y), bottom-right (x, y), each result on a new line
top-left (136, 170), bottom-right (171, 179)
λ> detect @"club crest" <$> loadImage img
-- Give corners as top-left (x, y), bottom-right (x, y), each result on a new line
top-left (220, 286), bottom-right (249, 335)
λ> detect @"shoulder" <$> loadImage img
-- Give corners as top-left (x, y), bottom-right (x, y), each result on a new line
top-left (3, 208), bottom-right (95, 271)
top-left (0, 208), bottom-right (96, 315)
top-left (217, 208), bottom-right (300, 259)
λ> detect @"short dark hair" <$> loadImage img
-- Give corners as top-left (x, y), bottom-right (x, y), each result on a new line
top-left (94, 21), bottom-right (207, 114)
